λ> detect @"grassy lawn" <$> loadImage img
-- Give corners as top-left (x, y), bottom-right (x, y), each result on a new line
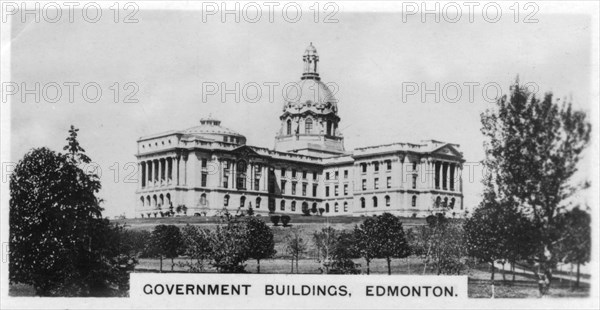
top-left (134, 257), bottom-right (432, 275)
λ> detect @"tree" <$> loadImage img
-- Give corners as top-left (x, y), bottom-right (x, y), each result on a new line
top-left (149, 225), bottom-right (183, 272)
top-left (207, 221), bottom-right (250, 273)
top-left (9, 126), bottom-right (135, 296)
top-left (329, 231), bottom-right (360, 274)
top-left (354, 218), bottom-right (380, 275)
top-left (245, 217), bottom-right (276, 273)
top-left (416, 214), bottom-right (468, 276)
top-left (180, 224), bottom-right (211, 272)
top-left (285, 229), bottom-right (307, 274)
top-left (372, 213), bottom-right (411, 275)
top-left (313, 226), bottom-right (338, 273)
top-left (120, 229), bottom-right (151, 258)
top-left (557, 207), bottom-right (591, 288)
top-left (480, 81), bottom-right (591, 291)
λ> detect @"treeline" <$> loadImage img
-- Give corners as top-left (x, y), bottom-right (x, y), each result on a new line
top-left (128, 213), bottom-right (478, 276)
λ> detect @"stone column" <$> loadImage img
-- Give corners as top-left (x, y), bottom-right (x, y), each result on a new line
top-left (231, 160), bottom-right (236, 190)
top-left (176, 156), bottom-right (180, 186)
top-left (167, 157), bottom-right (172, 184)
top-left (145, 161), bottom-right (150, 188)
top-left (444, 162), bottom-right (450, 191)
top-left (433, 161), bottom-right (438, 189)
top-left (182, 154), bottom-right (188, 186)
top-left (141, 162), bottom-right (146, 189)
top-left (138, 162), bottom-right (142, 190)
top-left (428, 160), bottom-right (434, 189)
top-left (153, 159), bottom-right (158, 186)
top-left (161, 158), bottom-right (166, 185)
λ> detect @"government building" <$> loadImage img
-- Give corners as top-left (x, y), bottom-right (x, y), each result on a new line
top-left (135, 44), bottom-right (465, 218)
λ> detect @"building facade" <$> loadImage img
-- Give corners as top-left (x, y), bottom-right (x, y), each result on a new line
top-left (135, 44), bottom-right (465, 218)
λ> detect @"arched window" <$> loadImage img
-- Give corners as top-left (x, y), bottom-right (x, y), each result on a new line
top-left (286, 119), bottom-right (292, 135)
top-left (325, 203), bottom-right (330, 213)
top-left (166, 193), bottom-right (172, 207)
top-left (326, 120), bottom-right (332, 135)
top-left (373, 196), bottom-right (378, 208)
top-left (435, 196), bottom-right (441, 208)
top-left (200, 193), bottom-right (207, 206)
top-left (159, 194), bottom-right (164, 207)
top-left (443, 197), bottom-right (448, 208)
top-left (450, 197), bottom-right (456, 209)
top-left (280, 200), bottom-right (286, 211)
top-left (256, 197), bottom-right (261, 208)
top-left (385, 195), bottom-right (390, 207)
top-left (412, 195), bottom-right (417, 207)
top-left (360, 197), bottom-right (365, 208)
top-left (343, 202), bottom-right (348, 212)
top-left (153, 195), bottom-right (158, 208)
top-left (224, 194), bottom-right (230, 207)
top-left (302, 202), bottom-right (309, 213)
top-left (334, 203), bottom-right (339, 212)
top-left (312, 203), bottom-right (317, 213)
top-left (146, 196), bottom-right (151, 208)
top-left (240, 196), bottom-right (246, 208)
top-left (291, 201), bottom-right (296, 212)
top-left (305, 118), bottom-right (313, 134)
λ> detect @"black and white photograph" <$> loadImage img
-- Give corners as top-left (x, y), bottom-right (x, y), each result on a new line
top-left (1, 1), bottom-right (598, 309)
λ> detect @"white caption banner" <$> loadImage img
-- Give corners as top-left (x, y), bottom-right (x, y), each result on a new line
top-left (130, 273), bottom-right (468, 309)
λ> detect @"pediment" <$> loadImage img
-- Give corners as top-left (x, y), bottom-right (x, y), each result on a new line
top-left (432, 144), bottom-right (463, 158)
top-left (231, 145), bottom-right (261, 158)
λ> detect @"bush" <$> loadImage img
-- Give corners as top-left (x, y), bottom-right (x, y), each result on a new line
top-left (318, 208), bottom-right (325, 216)
top-left (270, 215), bottom-right (281, 226)
top-left (281, 215), bottom-right (291, 226)
top-left (302, 208), bottom-right (311, 216)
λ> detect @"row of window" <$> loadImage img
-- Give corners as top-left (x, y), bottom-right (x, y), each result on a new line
top-left (359, 160), bottom-right (394, 173)
top-left (285, 119), bottom-right (336, 136)
top-left (325, 183), bottom-right (350, 197)
top-left (280, 180), bottom-right (318, 197)
top-left (141, 139), bottom-right (173, 149)
top-left (222, 136), bottom-right (241, 143)
top-left (359, 195), bottom-right (418, 208)
top-left (324, 169), bottom-right (349, 180)
top-left (359, 175), bottom-right (419, 191)
top-left (281, 168), bottom-right (317, 181)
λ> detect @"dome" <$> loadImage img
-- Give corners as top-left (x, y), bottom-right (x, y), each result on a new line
top-left (284, 78), bottom-right (338, 113)
top-left (182, 117), bottom-right (246, 144)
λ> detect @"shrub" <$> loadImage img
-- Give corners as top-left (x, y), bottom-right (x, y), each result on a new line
top-left (270, 215), bottom-right (281, 226)
top-left (302, 208), bottom-right (311, 216)
top-left (318, 208), bottom-right (325, 216)
top-left (281, 215), bottom-right (291, 226)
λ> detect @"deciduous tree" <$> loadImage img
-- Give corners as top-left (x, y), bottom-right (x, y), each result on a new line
top-left (245, 217), bottom-right (276, 273)
top-left (480, 81), bottom-right (591, 291)
top-left (10, 126), bottom-right (135, 296)
top-left (149, 225), bottom-right (183, 272)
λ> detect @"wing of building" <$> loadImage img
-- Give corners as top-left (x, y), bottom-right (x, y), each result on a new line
top-left (135, 43), bottom-right (465, 218)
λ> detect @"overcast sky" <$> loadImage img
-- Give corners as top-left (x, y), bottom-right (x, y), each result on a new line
top-left (7, 3), bottom-right (595, 217)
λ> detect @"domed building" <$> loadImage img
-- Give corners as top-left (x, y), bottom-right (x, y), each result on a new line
top-left (135, 44), bottom-right (465, 218)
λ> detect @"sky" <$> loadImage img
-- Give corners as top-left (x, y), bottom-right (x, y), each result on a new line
top-left (6, 3), bottom-right (596, 217)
